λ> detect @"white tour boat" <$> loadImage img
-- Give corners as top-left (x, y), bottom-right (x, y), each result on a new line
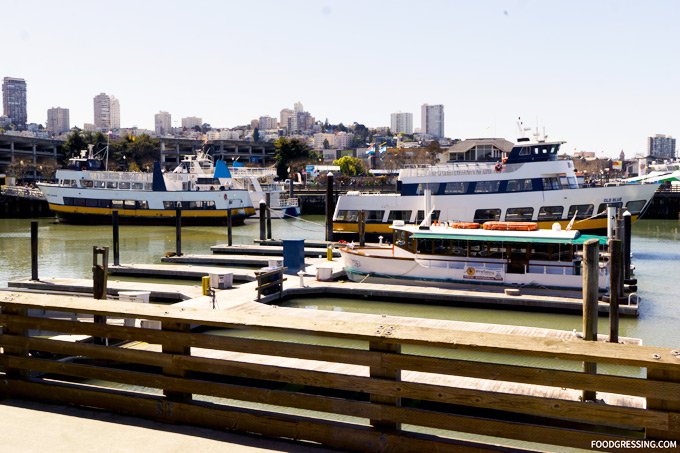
top-left (38, 149), bottom-right (255, 225)
top-left (228, 165), bottom-right (301, 219)
top-left (333, 134), bottom-right (659, 238)
top-left (340, 220), bottom-right (609, 291)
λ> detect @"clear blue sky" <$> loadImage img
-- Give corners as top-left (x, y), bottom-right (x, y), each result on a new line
top-left (4, 0), bottom-right (679, 158)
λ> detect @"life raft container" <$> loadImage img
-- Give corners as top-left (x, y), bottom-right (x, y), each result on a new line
top-left (482, 221), bottom-right (538, 231)
top-left (449, 222), bottom-right (480, 229)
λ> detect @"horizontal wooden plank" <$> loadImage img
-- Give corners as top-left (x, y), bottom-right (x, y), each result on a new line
top-left (2, 379), bottom-right (506, 453)
top-left (0, 340), bottom-right (669, 432)
top-left (2, 298), bottom-right (679, 370)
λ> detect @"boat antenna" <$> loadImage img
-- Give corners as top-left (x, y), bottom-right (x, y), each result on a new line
top-left (106, 131), bottom-right (112, 172)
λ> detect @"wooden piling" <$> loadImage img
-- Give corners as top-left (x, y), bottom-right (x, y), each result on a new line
top-left (325, 172), bottom-right (334, 242)
top-left (266, 192), bottom-right (272, 240)
top-left (358, 210), bottom-right (366, 247)
top-left (112, 210), bottom-right (120, 266)
top-left (582, 238), bottom-right (599, 401)
top-left (92, 246), bottom-right (109, 345)
top-left (30, 221), bottom-right (38, 281)
top-left (259, 200), bottom-right (266, 241)
top-left (369, 340), bottom-right (401, 431)
top-left (608, 239), bottom-right (622, 343)
top-left (227, 205), bottom-right (233, 247)
top-left (175, 207), bottom-right (182, 257)
top-left (623, 211), bottom-right (632, 281)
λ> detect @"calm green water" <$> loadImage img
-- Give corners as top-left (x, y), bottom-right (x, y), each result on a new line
top-left (0, 215), bottom-right (678, 348)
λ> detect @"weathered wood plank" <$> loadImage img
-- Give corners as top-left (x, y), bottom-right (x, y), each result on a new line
top-left (646, 368), bottom-right (680, 441)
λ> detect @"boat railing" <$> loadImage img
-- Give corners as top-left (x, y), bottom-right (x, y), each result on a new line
top-left (400, 163), bottom-right (522, 178)
top-left (87, 171), bottom-right (153, 182)
top-left (230, 167), bottom-right (277, 178)
top-left (278, 197), bottom-right (299, 207)
top-left (414, 256), bottom-right (605, 277)
top-left (1, 185), bottom-right (45, 200)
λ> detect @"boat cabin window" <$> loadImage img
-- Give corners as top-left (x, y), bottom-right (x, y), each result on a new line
top-left (625, 200), bottom-right (646, 215)
top-left (365, 210), bottom-right (384, 222)
top-left (597, 202), bottom-right (622, 215)
top-left (416, 239), bottom-right (434, 254)
top-left (131, 182), bottom-right (144, 190)
top-left (469, 241), bottom-right (488, 258)
top-left (444, 182), bottom-right (469, 194)
top-left (488, 244), bottom-right (505, 259)
top-left (387, 210), bottom-right (412, 222)
top-left (119, 182), bottom-right (131, 190)
top-left (336, 210), bottom-right (358, 222)
top-left (474, 181), bottom-right (500, 193)
top-left (98, 200), bottom-right (111, 208)
top-left (538, 206), bottom-right (564, 221)
top-left (416, 210), bottom-right (441, 223)
top-left (124, 200), bottom-right (136, 209)
top-left (451, 239), bottom-right (467, 257)
top-left (415, 183), bottom-right (440, 195)
top-left (394, 230), bottom-right (410, 248)
top-left (542, 177), bottom-right (561, 190)
top-left (137, 201), bottom-right (149, 209)
top-left (163, 201), bottom-right (177, 210)
top-left (112, 200), bottom-right (124, 209)
top-left (505, 207), bottom-right (534, 221)
top-left (567, 204), bottom-right (594, 220)
top-left (106, 181), bottom-right (118, 189)
top-left (81, 180), bottom-right (93, 188)
top-left (85, 198), bottom-right (98, 207)
top-left (144, 183), bottom-right (153, 191)
top-left (94, 181), bottom-right (106, 189)
top-left (567, 177), bottom-right (578, 189)
top-left (473, 209), bottom-right (501, 223)
top-left (519, 147), bottom-right (531, 156)
top-left (506, 179), bottom-right (533, 192)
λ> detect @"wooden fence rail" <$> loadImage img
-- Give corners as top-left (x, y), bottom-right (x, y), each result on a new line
top-left (1, 297), bottom-right (679, 451)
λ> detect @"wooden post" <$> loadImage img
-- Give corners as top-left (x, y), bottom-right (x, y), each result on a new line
top-left (289, 177), bottom-right (294, 198)
top-left (623, 210), bottom-right (632, 281)
top-left (608, 239), bottom-right (622, 343)
top-left (259, 200), bottom-right (266, 241)
top-left (325, 172), bottom-right (334, 242)
top-left (161, 321), bottom-right (192, 402)
top-left (265, 192), bottom-right (272, 240)
top-left (646, 368), bottom-right (680, 441)
top-left (358, 210), bottom-right (366, 247)
top-left (92, 246), bottom-right (109, 346)
top-left (369, 340), bottom-right (401, 431)
top-left (2, 304), bottom-right (29, 379)
top-left (30, 221), bottom-right (38, 281)
top-left (582, 238), bottom-right (599, 401)
top-left (112, 210), bottom-right (120, 266)
top-left (227, 204), bottom-right (233, 247)
top-left (175, 206), bottom-right (182, 257)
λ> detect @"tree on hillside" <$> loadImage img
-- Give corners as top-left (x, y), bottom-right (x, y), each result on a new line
top-left (62, 130), bottom-right (89, 160)
top-left (253, 127), bottom-right (259, 143)
top-left (323, 138), bottom-right (330, 149)
top-left (333, 156), bottom-right (366, 177)
top-left (274, 137), bottom-right (319, 179)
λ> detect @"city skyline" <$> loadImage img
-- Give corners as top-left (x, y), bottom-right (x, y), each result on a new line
top-left (4, 1), bottom-right (680, 158)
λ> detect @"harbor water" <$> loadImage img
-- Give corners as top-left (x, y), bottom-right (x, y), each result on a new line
top-left (0, 216), bottom-right (678, 349)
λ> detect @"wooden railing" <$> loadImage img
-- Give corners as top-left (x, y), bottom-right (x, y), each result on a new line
top-left (1, 298), bottom-right (679, 451)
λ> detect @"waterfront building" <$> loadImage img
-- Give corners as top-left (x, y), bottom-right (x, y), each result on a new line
top-left (259, 115), bottom-right (277, 130)
top-left (647, 134), bottom-right (676, 159)
top-left (181, 116), bottom-right (202, 130)
top-left (334, 131), bottom-right (353, 150)
top-left (2, 77), bottom-right (27, 130)
top-left (46, 107), bottom-right (70, 136)
top-left (93, 93), bottom-right (111, 130)
top-left (154, 111), bottom-right (172, 136)
top-left (421, 103), bottom-right (445, 139)
top-left (390, 111), bottom-right (413, 134)
top-left (110, 96), bottom-right (120, 130)
top-left (313, 133), bottom-right (335, 150)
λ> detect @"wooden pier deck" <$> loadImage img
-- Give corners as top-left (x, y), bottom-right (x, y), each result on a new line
top-left (211, 244), bottom-right (340, 257)
top-left (108, 264), bottom-right (257, 282)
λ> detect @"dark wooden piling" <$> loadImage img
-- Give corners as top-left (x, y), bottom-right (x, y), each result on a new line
top-left (30, 221), bottom-right (38, 281)
top-left (289, 178), bottom-right (294, 198)
top-left (358, 210), bottom-right (366, 247)
top-left (92, 246), bottom-right (109, 345)
top-left (112, 210), bottom-right (120, 266)
top-left (325, 172), bottom-right (334, 242)
top-left (582, 238), bottom-right (599, 401)
top-left (259, 200), bottom-right (266, 241)
top-left (227, 205), bottom-right (233, 247)
top-left (175, 207), bottom-right (182, 257)
top-left (623, 211), bottom-right (632, 281)
top-left (609, 239), bottom-right (622, 343)
top-left (266, 192), bottom-right (272, 240)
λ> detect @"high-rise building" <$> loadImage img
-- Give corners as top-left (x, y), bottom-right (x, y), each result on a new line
top-left (647, 134), bottom-right (676, 159)
top-left (258, 115), bottom-right (277, 130)
top-left (110, 96), bottom-right (120, 130)
top-left (181, 116), bottom-right (202, 130)
top-left (93, 93), bottom-right (111, 130)
top-left (294, 101), bottom-right (304, 113)
top-left (421, 104), bottom-right (445, 139)
top-left (390, 111), bottom-right (413, 134)
top-left (280, 109), bottom-right (294, 132)
top-left (47, 107), bottom-right (70, 136)
top-left (2, 77), bottom-right (27, 129)
top-left (155, 111), bottom-right (172, 135)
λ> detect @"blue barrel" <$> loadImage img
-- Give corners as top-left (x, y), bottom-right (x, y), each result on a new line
top-left (283, 239), bottom-right (305, 274)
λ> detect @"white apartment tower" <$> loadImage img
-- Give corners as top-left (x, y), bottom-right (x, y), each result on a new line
top-left (155, 111), bottom-right (172, 135)
top-left (259, 115), bottom-right (277, 130)
top-left (390, 111), bottom-right (413, 134)
top-left (294, 101), bottom-right (304, 113)
top-left (46, 107), bottom-right (70, 136)
top-left (181, 116), bottom-right (202, 129)
top-left (93, 93), bottom-right (111, 130)
top-left (110, 96), bottom-right (120, 130)
top-left (421, 104), bottom-right (445, 139)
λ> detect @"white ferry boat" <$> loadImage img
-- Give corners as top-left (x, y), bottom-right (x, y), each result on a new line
top-left (38, 150), bottom-right (255, 225)
top-left (340, 220), bottom-right (609, 291)
top-left (228, 165), bottom-right (301, 218)
top-left (333, 136), bottom-right (659, 238)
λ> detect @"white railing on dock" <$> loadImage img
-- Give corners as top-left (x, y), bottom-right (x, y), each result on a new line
top-left (1, 186), bottom-right (45, 200)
